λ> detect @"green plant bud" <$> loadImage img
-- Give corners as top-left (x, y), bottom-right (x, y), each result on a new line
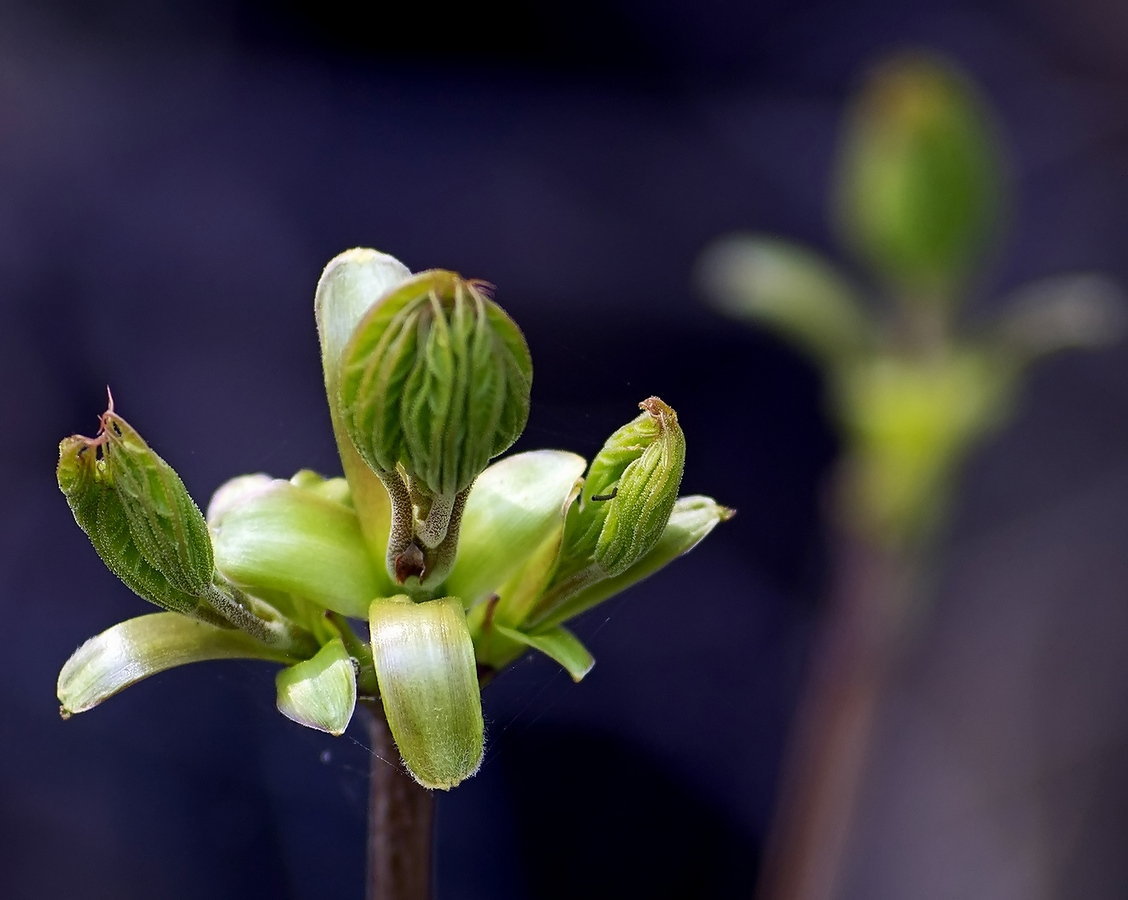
top-left (562, 397), bottom-right (686, 579)
top-left (595, 399), bottom-right (686, 576)
top-left (58, 612), bottom-right (289, 717)
top-left (368, 595), bottom-right (484, 790)
top-left (58, 402), bottom-right (219, 620)
top-left (275, 638), bottom-right (357, 736)
top-left (339, 270), bottom-right (532, 549)
top-left (835, 54), bottom-right (1004, 299)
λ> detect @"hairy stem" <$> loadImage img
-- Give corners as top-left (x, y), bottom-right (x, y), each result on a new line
top-left (360, 697), bottom-right (435, 900)
top-left (203, 581), bottom-right (317, 656)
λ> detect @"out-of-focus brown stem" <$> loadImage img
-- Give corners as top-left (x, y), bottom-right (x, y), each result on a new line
top-left (360, 697), bottom-right (435, 900)
top-left (755, 531), bottom-right (910, 900)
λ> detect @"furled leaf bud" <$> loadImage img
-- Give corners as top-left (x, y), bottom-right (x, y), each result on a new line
top-left (338, 270), bottom-right (532, 551)
top-left (561, 397), bottom-right (686, 579)
top-left (57, 396), bottom-right (218, 620)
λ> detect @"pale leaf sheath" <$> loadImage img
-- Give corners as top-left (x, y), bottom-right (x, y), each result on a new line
top-left (368, 596), bottom-right (484, 790)
top-left (58, 613), bottom-right (290, 716)
top-left (276, 638), bottom-right (357, 736)
top-left (443, 450), bottom-right (586, 608)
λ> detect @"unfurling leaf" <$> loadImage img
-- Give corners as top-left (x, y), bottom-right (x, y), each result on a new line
top-left (368, 595), bottom-right (484, 790)
top-left (58, 399), bottom-right (219, 621)
top-left (559, 397), bottom-right (686, 581)
top-left (593, 398), bottom-right (686, 577)
top-left (339, 270), bottom-right (532, 554)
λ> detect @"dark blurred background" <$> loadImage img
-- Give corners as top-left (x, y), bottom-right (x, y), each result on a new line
top-left (3, 1), bottom-right (1128, 898)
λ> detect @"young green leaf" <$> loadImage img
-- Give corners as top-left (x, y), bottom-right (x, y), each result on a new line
top-left (493, 624), bottom-right (594, 682)
top-left (339, 271), bottom-right (532, 553)
top-left (315, 248), bottom-right (411, 562)
top-left (698, 234), bottom-right (872, 366)
top-left (58, 403), bottom-right (220, 622)
top-left (530, 495), bottom-right (734, 631)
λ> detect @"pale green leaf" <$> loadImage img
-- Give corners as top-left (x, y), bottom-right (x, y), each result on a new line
top-left (486, 472), bottom-right (583, 630)
top-left (995, 274), bottom-right (1126, 361)
top-left (369, 596), bottom-right (484, 790)
top-left (494, 624), bottom-right (594, 682)
top-left (443, 450), bottom-right (586, 607)
top-left (316, 248), bottom-right (412, 398)
top-left (314, 248), bottom-right (411, 563)
top-left (529, 495), bottom-right (733, 631)
top-left (209, 477), bottom-right (391, 618)
top-left (58, 612), bottom-right (287, 716)
top-left (276, 638), bottom-right (357, 736)
top-left (698, 235), bottom-right (871, 364)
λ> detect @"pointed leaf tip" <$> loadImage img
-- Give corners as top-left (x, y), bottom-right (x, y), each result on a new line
top-left (495, 624), bottom-right (595, 682)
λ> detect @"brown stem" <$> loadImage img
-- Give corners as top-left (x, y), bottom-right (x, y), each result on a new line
top-left (360, 698), bottom-right (435, 900)
top-left (755, 532), bottom-right (911, 900)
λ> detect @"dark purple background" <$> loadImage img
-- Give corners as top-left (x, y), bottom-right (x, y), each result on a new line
top-left (3, 2), bottom-right (1128, 898)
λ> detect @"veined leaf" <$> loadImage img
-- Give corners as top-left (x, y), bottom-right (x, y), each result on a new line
top-left (493, 624), bottom-right (594, 682)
